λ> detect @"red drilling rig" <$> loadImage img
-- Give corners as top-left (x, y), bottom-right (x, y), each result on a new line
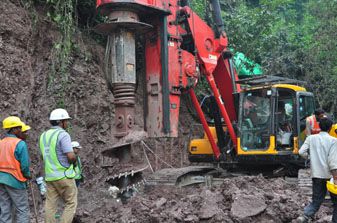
top-left (95, 0), bottom-right (240, 196)
top-left (95, 0), bottom-right (321, 199)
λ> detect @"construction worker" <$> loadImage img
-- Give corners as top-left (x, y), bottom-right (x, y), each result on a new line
top-left (39, 108), bottom-right (77, 223)
top-left (18, 124), bottom-right (31, 141)
top-left (71, 141), bottom-right (83, 187)
top-left (297, 117), bottom-right (337, 222)
top-left (0, 116), bottom-right (31, 223)
top-left (305, 108), bottom-right (325, 136)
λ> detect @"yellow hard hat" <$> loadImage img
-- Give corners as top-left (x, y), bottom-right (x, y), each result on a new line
top-left (326, 180), bottom-right (337, 195)
top-left (2, 116), bottom-right (24, 129)
top-left (22, 124), bottom-right (31, 132)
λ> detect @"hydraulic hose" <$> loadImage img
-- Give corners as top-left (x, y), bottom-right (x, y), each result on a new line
top-left (210, 0), bottom-right (224, 36)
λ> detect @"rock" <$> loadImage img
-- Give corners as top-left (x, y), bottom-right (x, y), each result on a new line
top-left (169, 208), bottom-right (183, 221)
top-left (83, 211), bottom-right (90, 217)
top-left (231, 194), bottom-right (267, 218)
top-left (264, 193), bottom-right (274, 200)
top-left (198, 190), bottom-right (221, 220)
top-left (279, 195), bottom-right (288, 203)
top-left (317, 215), bottom-right (332, 223)
top-left (184, 215), bottom-right (199, 222)
top-left (120, 207), bottom-right (132, 222)
top-left (155, 197), bottom-right (167, 208)
top-left (100, 123), bottom-right (110, 133)
top-left (72, 63), bottom-right (86, 76)
top-left (139, 203), bottom-right (150, 211)
top-left (199, 205), bottom-right (218, 219)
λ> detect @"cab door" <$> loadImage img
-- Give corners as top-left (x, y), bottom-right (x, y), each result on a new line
top-left (296, 92), bottom-right (315, 146)
top-left (274, 88), bottom-right (296, 149)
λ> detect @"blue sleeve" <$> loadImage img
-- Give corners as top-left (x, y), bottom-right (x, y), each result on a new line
top-left (14, 141), bottom-right (31, 178)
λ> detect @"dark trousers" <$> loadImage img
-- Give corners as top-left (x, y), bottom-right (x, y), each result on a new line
top-left (304, 178), bottom-right (337, 222)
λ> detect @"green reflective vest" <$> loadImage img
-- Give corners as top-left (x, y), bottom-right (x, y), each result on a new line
top-left (74, 156), bottom-right (82, 180)
top-left (39, 129), bottom-right (75, 181)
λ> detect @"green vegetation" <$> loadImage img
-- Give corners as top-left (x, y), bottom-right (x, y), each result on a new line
top-left (27, 0), bottom-right (101, 107)
top-left (47, 0), bottom-right (75, 92)
top-left (46, 0), bottom-right (76, 107)
top-left (191, 0), bottom-right (336, 116)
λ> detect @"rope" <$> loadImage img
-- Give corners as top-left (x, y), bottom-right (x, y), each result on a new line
top-left (141, 141), bottom-right (174, 168)
top-left (142, 146), bottom-right (154, 173)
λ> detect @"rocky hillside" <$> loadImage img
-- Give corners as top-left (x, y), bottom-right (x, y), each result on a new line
top-left (0, 1), bottom-right (334, 223)
top-left (0, 0), bottom-right (115, 167)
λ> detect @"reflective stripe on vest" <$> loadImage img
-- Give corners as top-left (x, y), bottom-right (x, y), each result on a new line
top-left (0, 137), bottom-right (27, 182)
top-left (39, 129), bottom-right (75, 181)
top-left (308, 115), bottom-right (321, 134)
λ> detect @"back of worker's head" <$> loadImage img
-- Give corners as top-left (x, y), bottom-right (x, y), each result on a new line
top-left (319, 117), bottom-right (333, 132)
top-left (49, 108), bottom-right (71, 127)
top-left (314, 108), bottom-right (325, 116)
top-left (2, 116), bottom-right (24, 135)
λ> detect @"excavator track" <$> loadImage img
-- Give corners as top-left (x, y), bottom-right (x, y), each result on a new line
top-left (297, 168), bottom-right (331, 200)
top-left (298, 168), bottom-right (312, 196)
top-left (146, 166), bottom-right (226, 187)
top-left (146, 166), bottom-right (317, 192)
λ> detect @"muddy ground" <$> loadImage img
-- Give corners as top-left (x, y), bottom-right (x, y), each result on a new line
top-left (0, 0), bottom-right (334, 222)
top-left (75, 175), bottom-right (334, 223)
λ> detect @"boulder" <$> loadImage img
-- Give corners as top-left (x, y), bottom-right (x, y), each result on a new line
top-left (231, 194), bottom-right (267, 218)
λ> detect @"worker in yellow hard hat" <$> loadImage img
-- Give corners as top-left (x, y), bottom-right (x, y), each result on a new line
top-left (0, 116), bottom-right (31, 223)
top-left (18, 124), bottom-right (31, 141)
top-left (297, 117), bottom-right (337, 223)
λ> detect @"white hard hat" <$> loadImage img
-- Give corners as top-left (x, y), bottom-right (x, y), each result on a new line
top-left (49, 108), bottom-right (71, 121)
top-left (71, 141), bottom-right (82, 149)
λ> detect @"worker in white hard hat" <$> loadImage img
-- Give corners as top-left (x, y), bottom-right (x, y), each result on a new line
top-left (71, 141), bottom-right (84, 187)
top-left (297, 117), bottom-right (337, 223)
top-left (39, 108), bottom-right (77, 223)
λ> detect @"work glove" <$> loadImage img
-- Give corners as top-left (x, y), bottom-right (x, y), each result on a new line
top-left (36, 176), bottom-right (47, 197)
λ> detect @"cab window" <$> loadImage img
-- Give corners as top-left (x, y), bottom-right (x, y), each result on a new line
top-left (239, 89), bottom-right (272, 150)
top-left (299, 95), bottom-right (315, 120)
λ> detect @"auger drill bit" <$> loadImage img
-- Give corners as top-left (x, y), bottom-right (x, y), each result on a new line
top-left (95, 9), bottom-right (152, 201)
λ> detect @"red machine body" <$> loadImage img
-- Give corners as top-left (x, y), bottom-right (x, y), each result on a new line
top-left (96, 0), bottom-right (240, 160)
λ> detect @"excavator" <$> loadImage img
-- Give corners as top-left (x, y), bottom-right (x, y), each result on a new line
top-left (94, 0), bottom-right (337, 196)
top-left (190, 77), bottom-right (314, 167)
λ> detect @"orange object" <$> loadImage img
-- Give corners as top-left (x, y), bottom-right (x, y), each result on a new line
top-left (0, 137), bottom-right (27, 182)
top-left (307, 115), bottom-right (320, 134)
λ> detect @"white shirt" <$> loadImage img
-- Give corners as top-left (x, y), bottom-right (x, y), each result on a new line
top-left (299, 132), bottom-right (337, 179)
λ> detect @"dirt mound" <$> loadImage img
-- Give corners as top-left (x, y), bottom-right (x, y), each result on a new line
top-left (75, 175), bottom-right (333, 223)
